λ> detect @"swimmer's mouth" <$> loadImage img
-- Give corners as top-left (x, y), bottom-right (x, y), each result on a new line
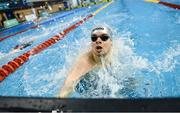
top-left (96, 46), bottom-right (102, 50)
top-left (96, 46), bottom-right (103, 53)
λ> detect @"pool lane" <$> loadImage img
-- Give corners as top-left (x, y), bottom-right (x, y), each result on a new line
top-left (0, 0), bottom-right (179, 98)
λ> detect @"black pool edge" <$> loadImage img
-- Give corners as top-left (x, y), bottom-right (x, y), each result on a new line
top-left (0, 96), bottom-right (180, 112)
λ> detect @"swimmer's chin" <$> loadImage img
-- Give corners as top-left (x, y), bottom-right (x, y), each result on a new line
top-left (95, 50), bottom-right (105, 56)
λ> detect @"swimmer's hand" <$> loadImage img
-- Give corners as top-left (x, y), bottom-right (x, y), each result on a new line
top-left (58, 85), bottom-right (74, 98)
top-left (144, 0), bottom-right (160, 3)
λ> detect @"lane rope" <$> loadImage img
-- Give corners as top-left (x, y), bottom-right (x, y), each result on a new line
top-left (145, 0), bottom-right (180, 9)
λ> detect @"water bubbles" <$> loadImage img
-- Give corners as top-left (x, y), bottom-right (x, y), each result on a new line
top-left (41, 26), bottom-right (46, 31)
top-left (60, 20), bottom-right (64, 23)
top-left (53, 19), bottom-right (57, 22)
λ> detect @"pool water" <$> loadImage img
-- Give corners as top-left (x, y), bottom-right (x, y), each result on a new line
top-left (0, 0), bottom-right (179, 98)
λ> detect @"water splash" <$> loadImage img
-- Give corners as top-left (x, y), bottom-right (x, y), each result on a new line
top-left (150, 43), bottom-right (180, 74)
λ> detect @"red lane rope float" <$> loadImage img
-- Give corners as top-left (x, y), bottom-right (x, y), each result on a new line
top-left (0, 25), bottom-right (38, 42)
top-left (159, 1), bottom-right (180, 10)
top-left (0, 14), bottom-right (93, 82)
top-left (0, 52), bottom-right (30, 81)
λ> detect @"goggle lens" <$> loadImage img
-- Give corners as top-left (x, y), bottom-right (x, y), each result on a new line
top-left (91, 34), bottom-right (110, 42)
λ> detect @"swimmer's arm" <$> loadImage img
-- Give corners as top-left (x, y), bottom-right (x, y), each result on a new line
top-left (59, 68), bottom-right (82, 98)
top-left (59, 78), bottom-right (74, 98)
top-left (59, 57), bottom-right (87, 98)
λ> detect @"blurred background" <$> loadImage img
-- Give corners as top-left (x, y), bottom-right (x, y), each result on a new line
top-left (0, 0), bottom-right (107, 29)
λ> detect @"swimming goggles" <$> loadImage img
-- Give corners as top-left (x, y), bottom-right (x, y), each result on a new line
top-left (91, 34), bottom-right (110, 42)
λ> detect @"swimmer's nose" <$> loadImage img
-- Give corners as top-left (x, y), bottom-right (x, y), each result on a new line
top-left (96, 37), bottom-right (102, 44)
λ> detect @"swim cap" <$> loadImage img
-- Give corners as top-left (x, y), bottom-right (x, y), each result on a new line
top-left (91, 26), bottom-right (113, 39)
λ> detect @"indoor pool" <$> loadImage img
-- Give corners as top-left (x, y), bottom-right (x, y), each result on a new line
top-left (0, 0), bottom-right (179, 98)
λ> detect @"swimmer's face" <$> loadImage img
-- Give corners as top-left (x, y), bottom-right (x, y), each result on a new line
top-left (91, 30), bottom-right (112, 56)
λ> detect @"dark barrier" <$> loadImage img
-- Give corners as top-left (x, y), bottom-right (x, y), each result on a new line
top-left (0, 97), bottom-right (180, 112)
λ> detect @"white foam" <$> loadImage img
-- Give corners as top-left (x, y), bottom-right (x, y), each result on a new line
top-left (152, 44), bottom-right (180, 74)
top-left (0, 49), bottom-right (20, 62)
top-left (0, 52), bottom-right (5, 59)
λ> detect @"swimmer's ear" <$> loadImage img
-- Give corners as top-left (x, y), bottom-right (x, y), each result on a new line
top-left (144, 0), bottom-right (160, 3)
top-left (110, 39), bottom-right (113, 45)
top-left (110, 38), bottom-right (112, 41)
top-left (91, 42), bottom-right (94, 45)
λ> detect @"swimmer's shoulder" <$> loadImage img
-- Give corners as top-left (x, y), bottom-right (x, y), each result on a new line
top-left (77, 52), bottom-right (91, 63)
top-left (73, 52), bottom-right (94, 70)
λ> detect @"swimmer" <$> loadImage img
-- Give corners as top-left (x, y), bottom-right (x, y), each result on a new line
top-left (14, 41), bottom-right (33, 50)
top-left (0, 41), bottom-right (33, 61)
top-left (59, 26), bottom-right (113, 97)
top-left (145, 0), bottom-right (180, 9)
